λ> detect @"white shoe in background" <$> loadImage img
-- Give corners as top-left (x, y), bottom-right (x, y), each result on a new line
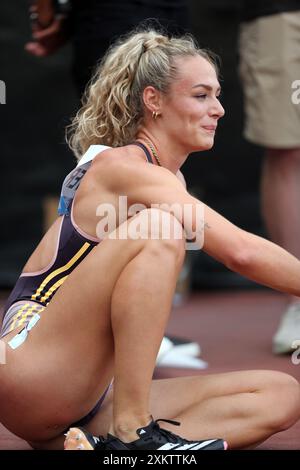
top-left (272, 303), bottom-right (300, 354)
top-left (164, 334), bottom-right (201, 357)
top-left (156, 336), bottom-right (207, 369)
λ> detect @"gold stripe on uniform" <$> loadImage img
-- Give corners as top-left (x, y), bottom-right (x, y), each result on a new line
top-left (39, 275), bottom-right (68, 304)
top-left (31, 242), bottom-right (91, 302)
top-left (18, 304), bottom-right (46, 328)
top-left (18, 304), bottom-right (39, 327)
top-left (9, 303), bottom-right (30, 331)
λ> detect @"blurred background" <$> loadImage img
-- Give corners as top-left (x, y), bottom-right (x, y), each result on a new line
top-left (0, 0), bottom-right (264, 291)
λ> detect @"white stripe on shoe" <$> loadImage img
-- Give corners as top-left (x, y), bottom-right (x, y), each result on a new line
top-left (188, 439), bottom-right (217, 450)
top-left (157, 440), bottom-right (218, 450)
top-left (157, 443), bottom-right (183, 450)
top-left (171, 442), bottom-right (206, 450)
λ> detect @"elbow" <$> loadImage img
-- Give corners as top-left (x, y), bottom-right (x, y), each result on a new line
top-left (205, 229), bottom-right (257, 273)
top-left (223, 232), bottom-right (255, 272)
top-left (226, 247), bottom-right (254, 273)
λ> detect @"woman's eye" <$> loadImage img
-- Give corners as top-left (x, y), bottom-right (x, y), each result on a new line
top-left (195, 94), bottom-right (207, 99)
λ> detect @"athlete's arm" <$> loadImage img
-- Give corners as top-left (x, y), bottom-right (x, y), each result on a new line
top-left (95, 154), bottom-right (300, 297)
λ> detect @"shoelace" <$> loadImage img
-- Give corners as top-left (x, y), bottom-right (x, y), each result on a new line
top-left (148, 418), bottom-right (190, 445)
top-left (104, 418), bottom-right (189, 447)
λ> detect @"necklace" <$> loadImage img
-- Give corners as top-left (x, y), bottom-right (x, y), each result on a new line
top-left (145, 139), bottom-right (162, 167)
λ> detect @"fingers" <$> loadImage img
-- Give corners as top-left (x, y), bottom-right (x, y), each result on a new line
top-left (24, 41), bottom-right (49, 57)
top-left (31, 19), bottom-right (61, 40)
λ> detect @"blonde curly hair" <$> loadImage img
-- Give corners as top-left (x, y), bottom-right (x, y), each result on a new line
top-left (66, 27), bottom-right (219, 161)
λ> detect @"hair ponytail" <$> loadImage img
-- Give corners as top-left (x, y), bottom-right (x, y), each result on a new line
top-left (66, 27), bottom-right (218, 160)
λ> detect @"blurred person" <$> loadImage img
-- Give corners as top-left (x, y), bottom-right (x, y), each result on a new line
top-left (239, 0), bottom-right (300, 354)
top-left (0, 27), bottom-right (300, 451)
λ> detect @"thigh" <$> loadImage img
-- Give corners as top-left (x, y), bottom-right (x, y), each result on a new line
top-left (31, 369), bottom-right (293, 449)
top-left (150, 370), bottom-right (288, 420)
top-left (0, 233), bottom-right (147, 442)
top-left (83, 369), bottom-right (279, 436)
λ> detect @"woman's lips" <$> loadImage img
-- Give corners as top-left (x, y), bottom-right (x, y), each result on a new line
top-left (202, 125), bottom-right (217, 133)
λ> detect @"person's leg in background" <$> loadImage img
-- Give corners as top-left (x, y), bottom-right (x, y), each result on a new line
top-left (239, 10), bottom-right (300, 354)
top-left (262, 148), bottom-right (300, 353)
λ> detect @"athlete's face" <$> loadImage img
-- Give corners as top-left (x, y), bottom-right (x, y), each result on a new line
top-left (161, 55), bottom-right (225, 153)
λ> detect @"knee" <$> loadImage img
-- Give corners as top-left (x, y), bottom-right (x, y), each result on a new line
top-left (263, 372), bottom-right (300, 432)
top-left (131, 208), bottom-right (186, 262)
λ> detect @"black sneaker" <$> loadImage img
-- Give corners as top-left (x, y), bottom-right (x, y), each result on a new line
top-left (88, 418), bottom-right (227, 451)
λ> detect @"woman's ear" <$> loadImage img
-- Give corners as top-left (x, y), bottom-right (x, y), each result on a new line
top-left (143, 86), bottom-right (162, 115)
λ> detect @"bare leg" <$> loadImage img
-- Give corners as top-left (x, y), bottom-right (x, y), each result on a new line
top-left (61, 370), bottom-right (300, 450)
top-left (261, 148), bottom-right (300, 304)
top-left (0, 209), bottom-right (184, 442)
top-left (166, 373), bottom-right (300, 448)
top-left (261, 148), bottom-right (300, 352)
top-left (110, 238), bottom-right (184, 441)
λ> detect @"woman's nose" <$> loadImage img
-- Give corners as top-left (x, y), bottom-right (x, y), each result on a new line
top-left (210, 98), bottom-right (225, 119)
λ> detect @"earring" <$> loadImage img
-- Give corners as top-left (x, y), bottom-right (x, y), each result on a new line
top-left (152, 111), bottom-right (158, 120)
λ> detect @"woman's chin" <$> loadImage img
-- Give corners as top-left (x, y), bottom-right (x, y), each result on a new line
top-left (187, 134), bottom-right (215, 152)
top-left (193, 139), bottom-right (214, 152)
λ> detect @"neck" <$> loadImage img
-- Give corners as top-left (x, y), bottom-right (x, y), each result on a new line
top-left (136, 131), bottom-right (189, 174)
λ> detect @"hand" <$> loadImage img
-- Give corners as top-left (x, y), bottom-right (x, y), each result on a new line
top-left (25, 1), bottom-right (70, 57)
top-left (25, 16), bottom-right (70, 56)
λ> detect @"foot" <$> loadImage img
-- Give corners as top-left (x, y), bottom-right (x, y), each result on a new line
top-left (272, 303), bottom-right (300, 354)
top-left (64, 418), bottom-right (228, 451)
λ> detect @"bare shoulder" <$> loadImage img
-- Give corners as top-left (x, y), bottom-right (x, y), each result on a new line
top-left (90, 145), bottom-right (182, 192)
top-left (176, 169), bottom-right (187, 188)
top-left (91, 146), bottom-right (144, 173)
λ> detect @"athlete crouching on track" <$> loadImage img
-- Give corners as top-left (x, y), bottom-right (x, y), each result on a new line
top-left (1, 26), bottom-right (300, 451)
